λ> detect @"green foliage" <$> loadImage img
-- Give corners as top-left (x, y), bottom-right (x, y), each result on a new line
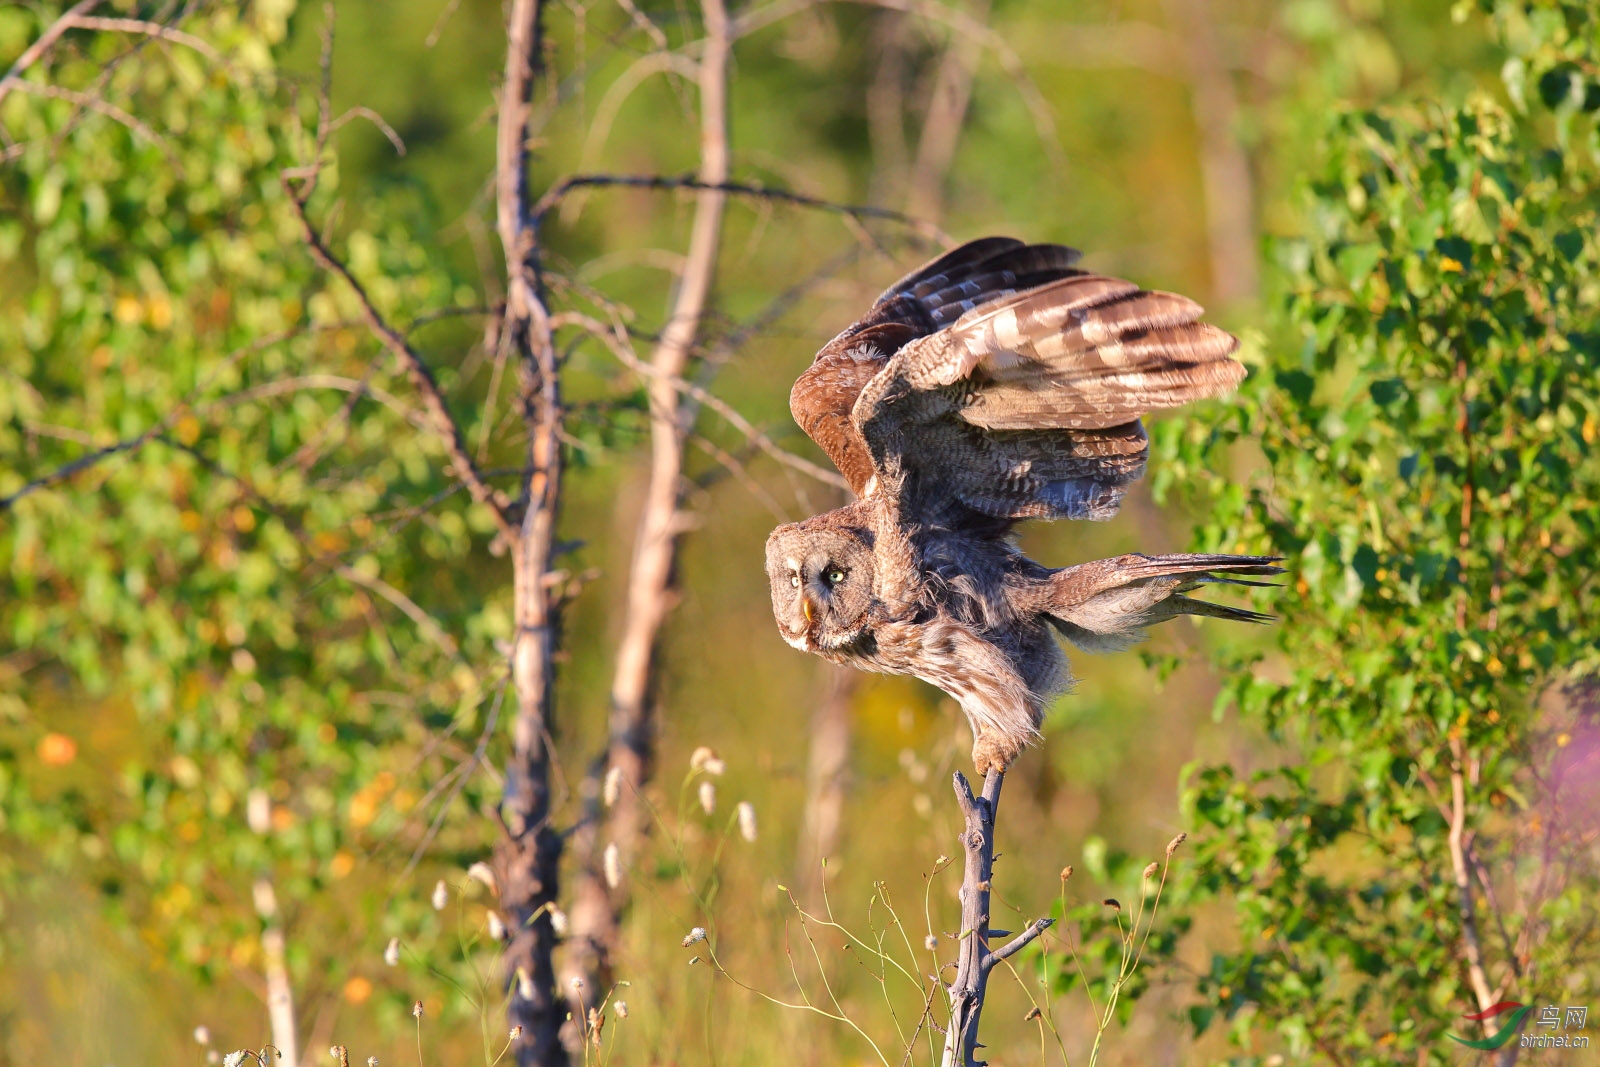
top-left (1148, 2), bottom-right (1600, 1061)
top-left (5, 0), bottom-right (1595, 1063)
top-left (0, 0), bottom-right (506, 1031)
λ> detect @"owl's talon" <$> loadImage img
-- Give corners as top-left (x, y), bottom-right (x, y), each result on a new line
top-left (971, 733), bottom-right (1022, 775)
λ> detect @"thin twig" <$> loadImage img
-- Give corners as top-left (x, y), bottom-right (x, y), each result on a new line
top-left (0, 0), bottom-right (104, 107)
top-left (552, 310), bottom-right (850, 490)
top-left (533, 173), bottom-right (941, 239)
top-left (61, 14), bottom-right (222, 61)
top-left (4, 81), bottom-right (177, 166)
top-left (1448, 736), bottom-right (1499, 1040)
top-left (284, 190), bottom-right (515, 535)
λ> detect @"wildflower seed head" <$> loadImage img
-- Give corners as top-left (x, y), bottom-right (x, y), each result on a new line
top-left (615, 1001), bottom-right (629, 1019)
top-left (1103, 898), bottom-right (1121, 913)
top-left (466, 862), bottom-right (497, 894)
top-left (690, 746), bottom-right (725, 776)
top-left (736, 800), bottom-right (758, 841)
top-left (412, 1000), bottom-right (424, 1019)
top-left (431, 879), bottom-right (449, 911)
top-left (194, 1026), bottom-right (212, 1046)
top-left (224, 1052), bottom-right (249, 1067)
top-left (549, 906), bottom-right (569, 936)
top-left (682, 926), bottom-right (707, 946)
top-left (1165, 832), bottom-right (1187, 858)
top-left (516, 966), bottom-right (535, 999)
top-left (510, 1025), bottom-right (523, 1040)
top-left (603, 842), bottom-right (622, 888)
top-left (1143, 862), bottom-right (1159, 881)
top-left (570, 976), bottom-right (586, 992)
top-left (383, 937), bottom-right (400, 966)
top-left (1060, 865), bottom-right (1074, 882)
top-left (207, 1053), bottom-right (221, 1065)
top-left (924, 934), bottom-right (938, 950)
top-left (1025, 1007), bottom-right (1042, 1021)
top-left (368, 1059), bottom-right (379, 1067)
top-left (487, 911), bottom-right (506, 941)
top-left (603, 765), bottom-right (622, 808)
top-left (698, 780), bottom-right (716, 815)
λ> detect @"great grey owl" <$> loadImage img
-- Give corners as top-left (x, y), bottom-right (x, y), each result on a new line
top-left (765, 237), bottom-right (1279, 772)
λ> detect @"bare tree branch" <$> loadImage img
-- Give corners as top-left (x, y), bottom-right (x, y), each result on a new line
top-left (551, 310), bottom-right (851, 491)
top-left (330, 562), bottom-right (462, 660)
top-left (733, 0), bottom-right (1064, 174)
top-left (253, 878), bottom-right (300, 1067)
top-left (0, 0), bottom-right (103, 107)
top-left (906, 0), bottom-right (988, 220)
top-left (285, 192), bottom-right (515, 537)
top-left (1448, 738), bottom-right (1501, 1044)
top-left (5, 80), bottom-right (177, 165)
top-left (60, 14), bottom-right (222, 61)
top-left (533, 173), bottom-right (941, 238)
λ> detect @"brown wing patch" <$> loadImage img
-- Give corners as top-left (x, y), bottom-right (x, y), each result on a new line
top-left (791, 324), bottom-right (914, 495)
top-left (791, 239), bottom-right (1085, 494)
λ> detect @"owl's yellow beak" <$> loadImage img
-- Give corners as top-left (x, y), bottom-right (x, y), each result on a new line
top-left (801, 595), bottom-right (815, 626)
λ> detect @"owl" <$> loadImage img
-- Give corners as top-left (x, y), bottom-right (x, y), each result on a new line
top-left (765, 237), bottom-right (1280, 772)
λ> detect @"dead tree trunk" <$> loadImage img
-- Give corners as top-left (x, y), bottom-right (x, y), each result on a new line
top-left (906, 0), bottom-right (990, 220)
top-left (492, 2), bottom-right (568, 1065)
top-left (561, 0), bottom-right (731, 1041)
top-left (795, 664), bottom-right (855, 901)
top-left (1163, 0), bottom-right (1258, 305)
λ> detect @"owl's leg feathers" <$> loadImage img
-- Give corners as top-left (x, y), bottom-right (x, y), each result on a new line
top-left (903, 619), bottom-right (1046, 773)
top-left (1045, 552), bottom-right (1282, 652)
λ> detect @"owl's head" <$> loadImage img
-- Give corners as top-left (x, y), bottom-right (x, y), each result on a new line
top-left (765, 516), bottom-right (876, 652)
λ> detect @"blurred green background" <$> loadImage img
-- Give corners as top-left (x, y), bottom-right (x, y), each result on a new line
top-left (2, 1), bottom-right (1560, 1064)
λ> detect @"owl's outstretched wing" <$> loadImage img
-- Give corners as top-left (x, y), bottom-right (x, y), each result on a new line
top-left (842, 246), bottom-right (1244, 526)
top-left (789, 238), bottom-right (1085, 496)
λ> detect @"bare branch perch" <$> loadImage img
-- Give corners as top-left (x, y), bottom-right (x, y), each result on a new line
top-left (942, 769), bottom-right (1054, 1067)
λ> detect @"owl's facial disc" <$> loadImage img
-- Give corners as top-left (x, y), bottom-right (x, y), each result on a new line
top-left (764, 521), bottom-right (874, 652)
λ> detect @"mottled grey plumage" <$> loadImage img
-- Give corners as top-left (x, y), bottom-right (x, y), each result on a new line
top-left (766, 238), bottom-right (1279, 771)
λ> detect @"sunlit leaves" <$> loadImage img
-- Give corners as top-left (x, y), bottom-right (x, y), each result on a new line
top-left (1149, 4), bottom-right (1600, 1062)
top-left (1, 2), bottom-right (503, 1020)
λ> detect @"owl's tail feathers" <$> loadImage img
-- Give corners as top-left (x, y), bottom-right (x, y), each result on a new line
top-left (1044, 553), bottom-right (1283, 653)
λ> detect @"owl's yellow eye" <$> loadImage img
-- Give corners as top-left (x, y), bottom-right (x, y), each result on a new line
top-left (826, 569), bottom-right (845, 585)
top-left (790, 574), bottom-right (801, 588)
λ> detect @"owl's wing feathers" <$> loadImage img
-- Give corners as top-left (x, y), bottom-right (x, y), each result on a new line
top-left (849, 259), bottom-right (1245, 524)
top-left (791, 239), bottom-right (1084, 496)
